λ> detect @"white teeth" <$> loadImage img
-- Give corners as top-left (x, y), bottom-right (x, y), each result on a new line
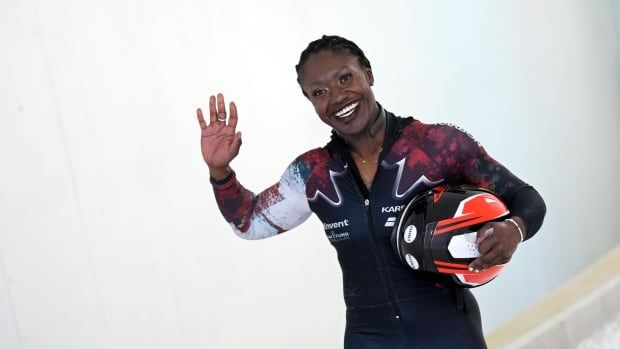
top-left (334, 101), bottom-right (359, 118)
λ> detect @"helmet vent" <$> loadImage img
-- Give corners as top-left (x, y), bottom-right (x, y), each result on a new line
top-left (405, 254), bottom-right (420, 269)
top-left (404, 225), bottom-right (417, 243)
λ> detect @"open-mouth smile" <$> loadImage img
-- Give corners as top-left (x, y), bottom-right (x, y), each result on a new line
top-left (333, 101), bottom-right (359, 119)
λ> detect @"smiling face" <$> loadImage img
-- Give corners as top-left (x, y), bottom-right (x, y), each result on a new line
top-left (298, 50), bottom-right (379, 140)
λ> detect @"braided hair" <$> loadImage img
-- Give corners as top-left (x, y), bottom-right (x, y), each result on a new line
top-left (295, 35), bottom-right (372, 97)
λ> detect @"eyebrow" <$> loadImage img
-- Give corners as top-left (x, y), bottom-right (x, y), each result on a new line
top-left (306, 67), bottom-right (350, 88)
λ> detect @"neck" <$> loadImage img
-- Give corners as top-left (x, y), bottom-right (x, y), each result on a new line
top-left (348, 134), bottom-right (384, 156)
top-left (344, 103), bottom-right (386, 156)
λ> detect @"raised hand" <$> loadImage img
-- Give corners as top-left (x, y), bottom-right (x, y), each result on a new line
top-left (196, 93), bottom-right (242, 179)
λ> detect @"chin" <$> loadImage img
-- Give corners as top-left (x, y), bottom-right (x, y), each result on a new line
top-left (334, 121), bottom-right (370, 138)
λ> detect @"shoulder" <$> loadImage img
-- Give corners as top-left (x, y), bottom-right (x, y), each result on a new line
top-left (284, 147), bottom-right (333, 182)
top-left (434, 122), bottom-right (481, 144)
top-left (292, 147), bottom-right (331, 169)
top-left (404, 120), bottom-right (482, 148)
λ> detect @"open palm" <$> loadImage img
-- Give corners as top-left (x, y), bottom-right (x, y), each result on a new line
top-left (196, 93), bottom-right (242, 171)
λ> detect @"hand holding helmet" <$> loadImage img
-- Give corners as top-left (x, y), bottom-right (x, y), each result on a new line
top-left (468, 216), bottom-right (525, 273)
top-left (391, 185), bottom-right (520, 288)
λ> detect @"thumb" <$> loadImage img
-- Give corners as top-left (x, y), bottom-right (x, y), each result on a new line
top-left (230, 131), bottom-right (242, 156)
top-left (476, 224), bottom-right (494, 245)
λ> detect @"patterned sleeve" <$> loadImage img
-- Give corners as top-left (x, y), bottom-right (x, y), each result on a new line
top-left (451, 125), bottom-right (547, 238)
top-left (210, 159), bottom-right (312, 240)
top-left (449, 125), bottom-right (527, 199)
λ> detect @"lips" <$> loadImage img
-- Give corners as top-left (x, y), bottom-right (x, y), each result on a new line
top-left (333, 101), bottom-right (359, 119)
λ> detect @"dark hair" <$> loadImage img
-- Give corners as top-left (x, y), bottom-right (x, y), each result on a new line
top-left (295, 35), bottom-right (372, 96)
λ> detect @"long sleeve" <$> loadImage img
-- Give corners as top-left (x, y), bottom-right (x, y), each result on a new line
top-left (453, 126), bottom-right (547, 240)
top-left (211, 159), bottom-right (313, 240)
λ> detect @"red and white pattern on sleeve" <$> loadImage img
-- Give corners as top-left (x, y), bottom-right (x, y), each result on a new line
top-left (212, 160), bottom-right (312, 240)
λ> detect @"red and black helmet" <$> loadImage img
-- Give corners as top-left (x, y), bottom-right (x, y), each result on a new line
top-left (391, 185), bottom-right (510, 288)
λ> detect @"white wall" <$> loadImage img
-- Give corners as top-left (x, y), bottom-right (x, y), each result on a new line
top-left (1, 0), bottom-right (618, 348)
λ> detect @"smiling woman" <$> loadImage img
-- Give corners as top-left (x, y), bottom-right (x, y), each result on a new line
top-left (196, 35), bottom-right (546, 348)
top-left (298, 50), bottom-right (378, 140)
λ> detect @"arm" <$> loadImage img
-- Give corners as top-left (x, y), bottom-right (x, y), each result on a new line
top-left (211, 162), bottom-right (312, 239)
top-left (450, 126), bottom-right (547, 271)
top-left (197, 93), bottom-right (311, 239)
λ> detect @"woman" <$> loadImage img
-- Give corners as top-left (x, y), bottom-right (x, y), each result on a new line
top-left (197, 35), bottom-right (546, 348)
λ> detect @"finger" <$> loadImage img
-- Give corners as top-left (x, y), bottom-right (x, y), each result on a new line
top-left (217, 93), bottom-right (227, 122)
top-left (228, 101), bottom-right (238, 129)
top-left (229, 131), bottom-right (242, 157)
top-left (197, 108), bottom-right (207, 129)
top-left (469, 245), bottom-right (498, 271)
top-left (472, 247), bottom-right (503, 271)
top-left (477, 233), bottom-right (497, 255)
top-left (209, 95), bottom-right (217, 124)
top-left (469, 232), bottom-right (498, 271)
top-left (476, 223), bottom-right (494, 244)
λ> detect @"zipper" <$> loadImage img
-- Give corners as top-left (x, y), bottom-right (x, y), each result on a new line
top-left (363, 197), bottom-right (402, 321)
top-left (332, 111), bottom-right (410, 345)
top-left (345, 111), bottom-right (406, 321)
top-left (359, 127), bottom-right (408, 345)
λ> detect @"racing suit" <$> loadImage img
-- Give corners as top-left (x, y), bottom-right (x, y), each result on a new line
top-left (210, 105), bottom-right (546, 348)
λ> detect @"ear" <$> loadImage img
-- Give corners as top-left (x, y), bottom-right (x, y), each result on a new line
top-left (365, 68), bottom-right (374, 86)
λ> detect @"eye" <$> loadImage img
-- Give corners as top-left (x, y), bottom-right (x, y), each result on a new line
top-left (312, 88), bottom-right (327, 98)
top-left (340, 73), bottom-right (352, 84)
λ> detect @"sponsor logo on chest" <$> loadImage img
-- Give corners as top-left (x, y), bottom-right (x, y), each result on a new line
top-left (324, 219), bottom-right (351, 242)
top-left (323, 219), bottom-right (350, 230)
top-left (381, 205), bottom-right (405, 214)
top-left (326, 231), bottom-right (350, 242)
top-left (382, 205), bottom-right (405, 227)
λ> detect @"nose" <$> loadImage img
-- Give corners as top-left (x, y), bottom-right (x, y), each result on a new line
top-left (329, 84), bottom-right (347, 105)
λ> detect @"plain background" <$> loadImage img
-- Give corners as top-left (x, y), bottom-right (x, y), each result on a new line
top-left (1, 0), bottom-right (619, 348)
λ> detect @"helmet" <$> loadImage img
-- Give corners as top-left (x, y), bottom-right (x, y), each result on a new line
top-left (391, 185), bottom-right (510, 287)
